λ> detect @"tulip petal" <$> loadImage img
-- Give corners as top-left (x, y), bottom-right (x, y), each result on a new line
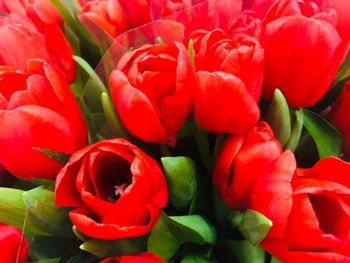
top-left (0, 105), bottom-right (73, 179)
top-left (193, 70), bottom-right (259, 133)
top-left (110, 70), bottom-right (167, 143)
top-left (250, 150), bottom-right (296, 239)
top-left (263, 15), bottom-right (345, 107)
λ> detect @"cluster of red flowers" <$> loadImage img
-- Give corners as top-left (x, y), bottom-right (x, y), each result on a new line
top-left (1, 0), bottom-right (350, 262)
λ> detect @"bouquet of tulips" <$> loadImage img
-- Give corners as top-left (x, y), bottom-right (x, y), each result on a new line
top-left (1, 0), bottom-right (350, 262)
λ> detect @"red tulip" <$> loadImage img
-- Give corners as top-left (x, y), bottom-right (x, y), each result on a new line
top-left (0, 61), bottom-right (87, 180)
top-left (0, 224), bottom-right (28, 263)
top-left (243, 0), bottom-right (277, 18)
top-left (100, 252), bottom-right (165, 263)
top-left (325, 0), bottom-right (350, 39)
top-left (262, 0), bottom-right (350, 107)
top-left (55, 138), bottom-right (168, 240)
top-left (191, 29), bottom-right (263, 133)
top-left (213, 122), bottom-right (285, 209)
top-left (78, 0), bottom-right (127, 39)
top-left (110, 42), bottom-right (192, 144)
top-left (228, 10), bottom-right (263, 39)
top-left (0, 0), bottom-right (61, 26)
top-left (0, 14), bottom-right (76, 82)
top-left (193, 29), bottom-right (264, 101)
top-left (262, 158), bottom-right (350, 262)
top-left (328, 81), bottom-right (350, 155)
top-left (153, 0), bottom-right (242, 31)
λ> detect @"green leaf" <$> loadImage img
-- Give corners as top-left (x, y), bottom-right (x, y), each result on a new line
top-left (161, 157), bottom-right (198, 210)
top-left (61, 0), bottom-right (81, 16)
top-left (301, 108), bottom-right (343, 158)
top-left (23, 186), bottom-right (73, 237)
top-left (31, 259), bottom-right (60, 263)
top-left (286, 110), bottom-right (304, 152)
top-left (33, 148), bottom-right (70, 165)
top-left (147, 212), bottom-right (182, 260)
top-left (215, 239), bottom-right (265, 263)
top-left (265, 89), bottom-right (291, 146)
top-left (228, 211), bottom-right (244, 231)
top-left (181, 254), bottom-right (211, 263)
top-left (168, 215), bottom-right (216, 245)
top-left (238, 210), bottom-right (272, 246)
top-left (72, 225), bottom-right (89, 241)
top-left (73, 55), bottom-right (107, 93)
top-left (80, 236), bottom-right (147, 258)
top-left (334, 50), bottom-right (350, 84)
top-left (188, 39), bottom-right (195, 71)
top-left (64, 24), bottom-right (80, 56)
top-left (0, 187), bottom-right (47, 236)
top-left (90, 113), bottom-right (107, 131)
top-left (49, 0), bottom-right (101, 61)
top-left (271, 257), bottom-right (283, 263)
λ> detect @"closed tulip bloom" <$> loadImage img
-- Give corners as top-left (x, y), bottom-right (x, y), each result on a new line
top-left (0, 61), bottom-right (87, 180)
top-left (262, 0), bottom-right (350, 107)
top-left (191, 29), bottom-right (263, 133)
top-left (78, 0), bottom-right (128, 38)
top-left (110, 42), bottom-right (192, 144)
top-left (0, 0), bottom-right (61, 26)
top-left (0, 14), bottom-right (76, 82)
top-left (213, 122), bottom-right (285, 209)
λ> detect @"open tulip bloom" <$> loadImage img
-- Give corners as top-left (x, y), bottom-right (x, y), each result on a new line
top-left (2, 0), bottom-right (350, 262)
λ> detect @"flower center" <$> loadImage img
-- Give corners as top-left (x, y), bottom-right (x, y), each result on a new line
top-left (309, 193), bottom-right (349, 239)
top-left (114, 182), bottom-right (129, 197)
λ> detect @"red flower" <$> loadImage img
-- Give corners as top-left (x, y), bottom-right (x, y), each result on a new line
top-left (55, 138), bottom-right (168, 240)
top-left (228, 10), bottom-right (263, 39)
top-left (243, 0), bottom-right (276, 18)
top-left (325, 0), bottom-right (350, 39)
top-left (191, 29), bottom-right (263, 133)
top-left (262, 158), bottom-right (350, 262)
top-left (100, 252), bottom-right (165, 263)
top-left (262, 0), bottom-right (350, 107)
top-left (213, 121), bottom-right (287, 209)
top-left (0, 61), bottom-right (87, 180)
top-left (110, 43), bottom-right (192, 144)
top-left (0, 224), bottom-right (28, 263)
top-left (0, 0), bottom-right (61, 26)
top-left (328, 81), bottom-right (350, 155)
top-left (152, 0), bottom-right (243, 33)
top-left (0, 14), bottom-right (76, 82)
top-left (78, 0), bottom-right (127, 39)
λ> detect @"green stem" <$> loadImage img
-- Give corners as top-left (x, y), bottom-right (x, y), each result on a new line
top-left (101, 92), bottom-right (130, 139)
top-left (191, 116), bottom-right (211, 174)
top-left (77, 99), bottom-right (99, 143)
top-left (212, 133), bottom-right (225, 168)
